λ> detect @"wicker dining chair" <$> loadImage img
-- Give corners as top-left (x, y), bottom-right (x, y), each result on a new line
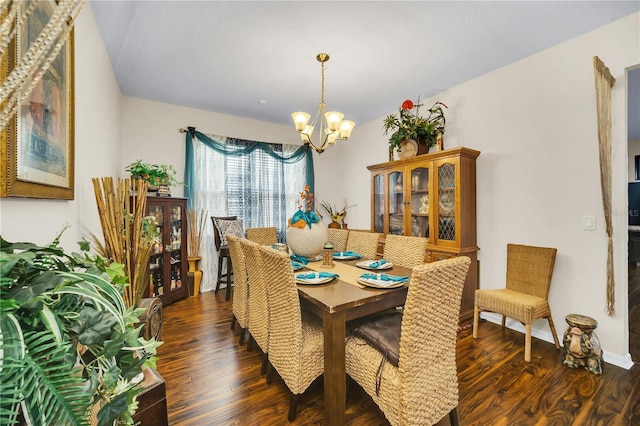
top-left (211, 215), bottom-right (237, 301)
top-left (346, 231), bottom-right (381, 259)
top-left (383, 234), bottom-right (427, 269)
top-left (246, 226), bottom-right (278, 246)
top-left (473, 243), bottom-right (560, 362)
top-left (259, 245), bottom-right (324, 422)
top-left (327, 228), bottom-right (349, 252)
top-left (226, 234), bottom-right (249, 345)
top-left (345, 256), bottom-right (471, 426)
top-left (239, 238), bottom-right (270, 374)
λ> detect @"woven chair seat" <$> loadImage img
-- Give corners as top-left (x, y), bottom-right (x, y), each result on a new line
top-left (475, 289), bottom-right (551, 324)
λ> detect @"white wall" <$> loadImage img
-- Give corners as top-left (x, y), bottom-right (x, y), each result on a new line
top-left (118, 97), bottom-right (300, 199)
top-left (315, 12), bottom-right (640, 368)
top-left (0, 3), bottom-right (122, 250)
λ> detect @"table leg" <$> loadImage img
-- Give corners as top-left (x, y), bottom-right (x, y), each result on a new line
top-left (324, 310), bottom-right (346, 426)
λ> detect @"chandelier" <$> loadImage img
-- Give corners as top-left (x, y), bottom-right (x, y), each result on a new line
top-left (291, 53), bottom-right (355, 154)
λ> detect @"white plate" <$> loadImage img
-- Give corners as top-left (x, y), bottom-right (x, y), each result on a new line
top-left (357, 278), bottom-right (405, 289)
top-left (356, 260), bottom-right (394, 270)
top-left (333, 253), bottom-right (358, 260)
top-left (305, 255), bottom-right (323, 262)
top-left (294, 272), bottom-right (336, 285)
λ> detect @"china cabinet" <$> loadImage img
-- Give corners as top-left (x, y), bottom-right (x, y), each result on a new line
top-left (367, 147), bottom-right (480, 322)
top-left (146, 197), bottom-right (189, 305)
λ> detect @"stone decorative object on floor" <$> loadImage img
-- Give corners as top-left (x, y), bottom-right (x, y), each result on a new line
top-left (562, 314), bottom-right (603, 374)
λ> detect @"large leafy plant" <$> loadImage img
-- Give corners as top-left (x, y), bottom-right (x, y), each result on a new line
top-left (383, 99), bottom-right (448, 151)
top-left (0, 229), bottom-right (161, 426)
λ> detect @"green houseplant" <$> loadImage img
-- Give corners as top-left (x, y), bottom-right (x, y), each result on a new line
top-left (0, 229), bottom-right (161, 426)
top-left (124, 160), bottom-right (180, 188)
top-left (383, 99), bottom-right (448, 154)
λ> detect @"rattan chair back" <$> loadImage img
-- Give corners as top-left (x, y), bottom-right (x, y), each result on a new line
top-left (327, 228), bottom-right (349, 252)
top-left (505, 244), bottom-right (557, 299)
top-left (383, 234), bottom-right (427, 269)
top-left (259, 245), bottom-right (324, 420)
top-left (240, 238), bottom-right (269, 353)
top-left (346, 231), bottom-right (381, 259)
top-left (345, 257), bottom-right (471, 426)
top-left (246, 227), bottom-right (278, 246)
top-left (226, 234), bottom-right (248, 330)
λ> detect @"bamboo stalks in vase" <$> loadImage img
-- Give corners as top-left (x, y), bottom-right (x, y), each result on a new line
top-left (92, 177), bottom-right (156, 308)
top-left (187, 208), bottom-right (208, 258)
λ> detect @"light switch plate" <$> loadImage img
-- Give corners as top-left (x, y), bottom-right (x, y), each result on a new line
top-left (583, 215), bottom-right (596, 231)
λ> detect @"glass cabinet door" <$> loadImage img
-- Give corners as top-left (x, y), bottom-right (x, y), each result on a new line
top-left (148, 205), bottom-right (164, 297)
top-left (388, 171), bottom-right (404, 235)
top-left (437, 162), bottom-right (456, 241)
top-left (168, 205), bottom-right (183, 293)
top-left (373, 173), bottom-right (384, 233)
top-left (410, 166), bottom-right (430, 238)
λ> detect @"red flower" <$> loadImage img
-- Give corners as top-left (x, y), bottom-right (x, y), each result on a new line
top-left (401, 100), bottom-right (414, 110)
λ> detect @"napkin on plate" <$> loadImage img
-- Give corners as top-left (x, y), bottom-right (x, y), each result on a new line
top-left (296, 272), bottom-right (339, 280)
top-left (368, 259), bottom-right (389, 269)
top-left (333, 251), bottom-right (363, 258)
top-left (290, 254), bottom-right (308, 265)
top-left (360, 273), bottom-right (408, 283)
top-left (291, 260), bottom-right (305, 269)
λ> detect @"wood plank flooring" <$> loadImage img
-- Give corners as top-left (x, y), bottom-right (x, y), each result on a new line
top-left (156, 291), bottom-right (640, 425)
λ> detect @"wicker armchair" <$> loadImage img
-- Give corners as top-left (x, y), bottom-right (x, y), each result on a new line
top-left (226, 234), bottom-right (249, 345)
top-left (383, 234), bottom-right (427, 269)
top-left (246, 226), bottom-right (278, 246)
top-left (345, 257), bottom-right (471, 426)
top-left (239, 238), bottom-right (270, 374)
top-left (327, 228), bottom-right (349, 252)
top-left (473, 243), bottom-right (561, 362)
top-left (259, 245), bottom-right (324, 422)
top-left (346, 231), bottom-right (381, 259)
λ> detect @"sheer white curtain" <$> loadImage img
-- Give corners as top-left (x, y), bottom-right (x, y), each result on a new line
top-left (191, 134), bottom-right (306, 292)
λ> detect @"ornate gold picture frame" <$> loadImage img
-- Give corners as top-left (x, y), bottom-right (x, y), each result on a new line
top-left (1, 1), bottom-right (75, 199)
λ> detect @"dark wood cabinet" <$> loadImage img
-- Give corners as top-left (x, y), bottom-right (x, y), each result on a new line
top-left (132, 367), bottom-right (168, 426)
top-left (145, 197), bottom-right (189, 305)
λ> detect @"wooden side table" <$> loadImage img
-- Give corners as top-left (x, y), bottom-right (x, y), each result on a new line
top-left (132, 367), bottom-right (168, 426)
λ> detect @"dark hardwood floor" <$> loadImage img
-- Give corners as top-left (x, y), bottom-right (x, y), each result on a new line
top-left (156, 291), bottom-right (640, 425)
top-left (629, 263), bottom-right (640, 363)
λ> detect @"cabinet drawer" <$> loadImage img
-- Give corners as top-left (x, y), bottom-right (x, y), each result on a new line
top-left (427, 251), bottom-right (455, 263)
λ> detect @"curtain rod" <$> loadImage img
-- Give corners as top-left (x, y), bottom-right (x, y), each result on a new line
top-left (179, 126), bottom-right (196, 136)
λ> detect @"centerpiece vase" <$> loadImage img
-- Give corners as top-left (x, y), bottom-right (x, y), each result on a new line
top-left (328, 221), bottom-right (341, 229)
top-left (286, 222), bottom-right (328, 258)
top-left (187, 256), bottom-right (203, 296)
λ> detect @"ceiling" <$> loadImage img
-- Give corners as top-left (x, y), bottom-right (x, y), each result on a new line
top-left (90, 1), bottom-right (639, 136)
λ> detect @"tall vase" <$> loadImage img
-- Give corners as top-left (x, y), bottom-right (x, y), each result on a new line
top-left (187, 256), bottom-right (203, 296)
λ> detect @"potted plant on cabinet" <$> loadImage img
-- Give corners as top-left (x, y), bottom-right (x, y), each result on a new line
top-left (124, 160), bottom-right (181, 195)
top-left (0, 229), bottom-right (161, 425)
top-left (383, 98), bottom-right (448, 159)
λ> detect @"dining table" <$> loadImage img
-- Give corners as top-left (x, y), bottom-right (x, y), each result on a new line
top-left (296, 257), bottom-right (412, 426)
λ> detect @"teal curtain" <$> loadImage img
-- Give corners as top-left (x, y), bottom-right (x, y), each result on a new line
top-left (184, 130), bottom-right (314, 209)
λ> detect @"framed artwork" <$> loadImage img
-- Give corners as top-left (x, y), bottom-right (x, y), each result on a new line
top-left (1, 1), bottom-right (75, 199)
